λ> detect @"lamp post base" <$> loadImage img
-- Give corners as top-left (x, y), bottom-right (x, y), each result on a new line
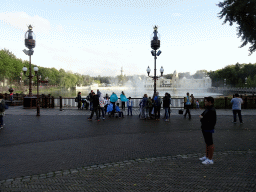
top-left (23, 96), bottom-right (37, 109)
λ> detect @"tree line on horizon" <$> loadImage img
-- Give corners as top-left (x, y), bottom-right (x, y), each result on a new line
top-left (1, 49), bottom-right (256, 88)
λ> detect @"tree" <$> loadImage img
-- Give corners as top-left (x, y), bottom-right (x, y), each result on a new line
top-left (193, 70), bottom-right (207, 79)
top-left (217, 0), bottom-right (256, 55)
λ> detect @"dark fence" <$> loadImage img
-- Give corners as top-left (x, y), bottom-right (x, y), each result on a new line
top-left (1, 93), bottom-right (256, 109)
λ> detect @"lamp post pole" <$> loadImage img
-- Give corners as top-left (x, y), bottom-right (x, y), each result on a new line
top-left (23, 24), bottom-right (36, 108)
top-left (147, 25), bottom-right (163, 97)
top-left (29, 55), bottom-right (32, 96)
top-left (154, 50), bottom-right (157, 95)
top-left (36, 72), bottom-right (40, 116)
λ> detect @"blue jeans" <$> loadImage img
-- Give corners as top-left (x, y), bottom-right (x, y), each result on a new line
top-left (141, 106), bottom-right (146, 119)
top-left (0, 116), bottom-right (3, 126)
top-left (165, 108), bottom-right (169, 119)
top-left (128, 106), bottom-right (132, 115)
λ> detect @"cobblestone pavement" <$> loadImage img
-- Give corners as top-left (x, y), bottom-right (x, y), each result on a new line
top-left (0, 106), bottom-right (255, 191)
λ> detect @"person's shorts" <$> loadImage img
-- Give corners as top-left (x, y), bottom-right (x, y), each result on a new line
top-left (202, 131), bottom-right (213, 146)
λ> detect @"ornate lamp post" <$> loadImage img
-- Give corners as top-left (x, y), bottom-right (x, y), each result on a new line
top-left (34, 66), bottom-right (40, 116)
top-left (147, 25), bottom-right (163, 96)
top-left (22, 25), bottom-right (37, 108)
top-left (245, 77), bottom-right (248, 86)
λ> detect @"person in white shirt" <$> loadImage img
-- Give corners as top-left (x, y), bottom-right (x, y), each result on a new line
top-left (126, 97), bottom-right (133, 116)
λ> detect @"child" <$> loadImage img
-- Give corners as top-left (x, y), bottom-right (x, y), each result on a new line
top-left (126, 97), bottom-right (133, 116)
top-left (196, 100), bottom-right (200, 109)
top-left (116, 103), bottom-right (124, 118)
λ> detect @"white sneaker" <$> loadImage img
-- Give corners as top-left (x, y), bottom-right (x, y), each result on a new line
top-left (199, 156), bottom-right (207, 161)
top-left (202, 159), bottom-right (214, 165)
top-left (0, 126), bottom-right (3, 129)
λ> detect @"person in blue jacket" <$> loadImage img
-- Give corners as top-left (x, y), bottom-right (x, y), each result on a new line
top-left (110, 92), bottom-right (118, 117)
top-left (120, 91), bottom-right (128, 110)
top-left (116, 103), bottom-right (124, 118)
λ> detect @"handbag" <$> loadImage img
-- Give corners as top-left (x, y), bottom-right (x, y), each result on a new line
top-left (179, 108), bottom-right (183, 114)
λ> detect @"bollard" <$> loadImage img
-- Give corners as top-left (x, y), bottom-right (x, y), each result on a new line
top-left (224, 97), bottom-right (227, 109)
top-left (51, 96), bottom-right (54, 108)
top-left (48, 94), bottom-right (51, 108)
top-left (60, 96), bottom-right (62, 111)
top-left (244, 96), bottom-right (247, 109)
top-left (4, 93), bottom-right (7, 100)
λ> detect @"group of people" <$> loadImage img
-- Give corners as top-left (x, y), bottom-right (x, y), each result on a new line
top-left (138, 92), bottom-right (171, 121)
top-left (77, 90), bottom-right (131, 121)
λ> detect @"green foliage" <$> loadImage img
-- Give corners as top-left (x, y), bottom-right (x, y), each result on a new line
top-left (208, 62), bottom-right (256, 87)
top-left (217, 0), bottom-right (256, 55)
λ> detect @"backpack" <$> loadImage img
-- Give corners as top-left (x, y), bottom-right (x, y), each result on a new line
top-left (75, 97), bottom-right (78, 102)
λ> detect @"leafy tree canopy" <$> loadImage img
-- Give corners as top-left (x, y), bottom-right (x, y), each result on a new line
top-left (217, 0), bottom-right (256, 55)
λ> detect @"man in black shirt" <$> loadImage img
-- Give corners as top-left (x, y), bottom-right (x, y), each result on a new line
top-left (199, 96), bottom-right (216, 165)
top-left (88, 92), bottom-right (100, 121)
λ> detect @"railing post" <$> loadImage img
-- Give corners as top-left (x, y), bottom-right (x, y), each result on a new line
top-left (60, 96), bottom-right (62, 111)
top-left (51, 96), bottom-right (54, 108)
top-left (224, 97), bottom-right (227, 109)
top-left (244, 96), bottom-right (247, 109)
top-left (48, 94), bottom-right (51, 108)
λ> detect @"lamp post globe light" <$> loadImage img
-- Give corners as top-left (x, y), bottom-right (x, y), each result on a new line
top-left (147, 25), bottom-right (164, 96)
top-left (22, 25), bottom-right (37, 108)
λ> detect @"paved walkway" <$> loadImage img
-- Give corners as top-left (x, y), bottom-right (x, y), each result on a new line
top-left (0, 106), bottom-right (255, 191)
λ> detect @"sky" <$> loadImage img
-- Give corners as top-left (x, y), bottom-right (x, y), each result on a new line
top-left (0, 0), bottom-right (255, 77)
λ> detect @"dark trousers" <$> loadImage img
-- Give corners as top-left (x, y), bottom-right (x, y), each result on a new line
top-left (154, 106), bottom-right (160, 119)
top-left (104, 104), bottom-right (108, 114)
top-left (184, 105), bottom-right (191, 119)
top-left (111, 102), bottom-right (115, 116)
top-left (0, 116), bottom-right (3, 126)
top-left (128, 106), bottom-right (132, 115)
top-left (90, 107), bottom-right (99, 119)
top-left (99, 107), bottom-right (105, 118)
top-left (119, 112), bottom-right (124, 117)
top-left (149, 107), bottom-right (153, 118)
top-left (233, 110), bottom-right (242, 122)
top-left (78, 101), bottom-right (81, 109)
top-left (122, 102), bottom-right (125, 110)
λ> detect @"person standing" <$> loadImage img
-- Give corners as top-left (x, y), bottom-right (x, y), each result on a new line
top-left (199, 96), bottom-right (216, 165)
top-left (88, 92), bottom-right (100, 121)
top-left (0, 94), bottom-right (6, 129)
top-left (120, 91), bottom-right (128, 110)
top-left (77, 92), bottom-right (82, 110)
top-left (184, 92), bottom-right (192, 120)
top-left (104, 95), bottom-right (110, 114)
top-left (110, 92), bottom-right (118, 117)
top-left (99, 94), bottom-right (105, 120)
top-left (127, 97), bottom-right (133, 116)
top-left (168, 94), bottom-right (172, 119)
top-left (140, 94), bottom-right (148, 119)
top-left (191, 94), bottom-right (195, 109)
top-left (196, 100), bottom-right (200, 109)
top-left (231, 93), bottom-right (243, 124)
top-left (163, 93), bottom-right (170, 121)
top-left (153, 92), bottom-right (161, 121)
top-left (147, 97), bottom-right (153, 119)
top-left (87, 90), bottom-right (94, 111)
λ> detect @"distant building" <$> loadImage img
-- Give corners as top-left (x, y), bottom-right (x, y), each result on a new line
top-left (144, 70), bottom-right (212, 89)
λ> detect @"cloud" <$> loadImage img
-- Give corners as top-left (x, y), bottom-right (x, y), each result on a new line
top-left (0, 11), bottom-right (51, 34)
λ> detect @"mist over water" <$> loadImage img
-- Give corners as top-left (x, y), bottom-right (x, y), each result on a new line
top-left (40, 76), bottom-right (222, 98)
